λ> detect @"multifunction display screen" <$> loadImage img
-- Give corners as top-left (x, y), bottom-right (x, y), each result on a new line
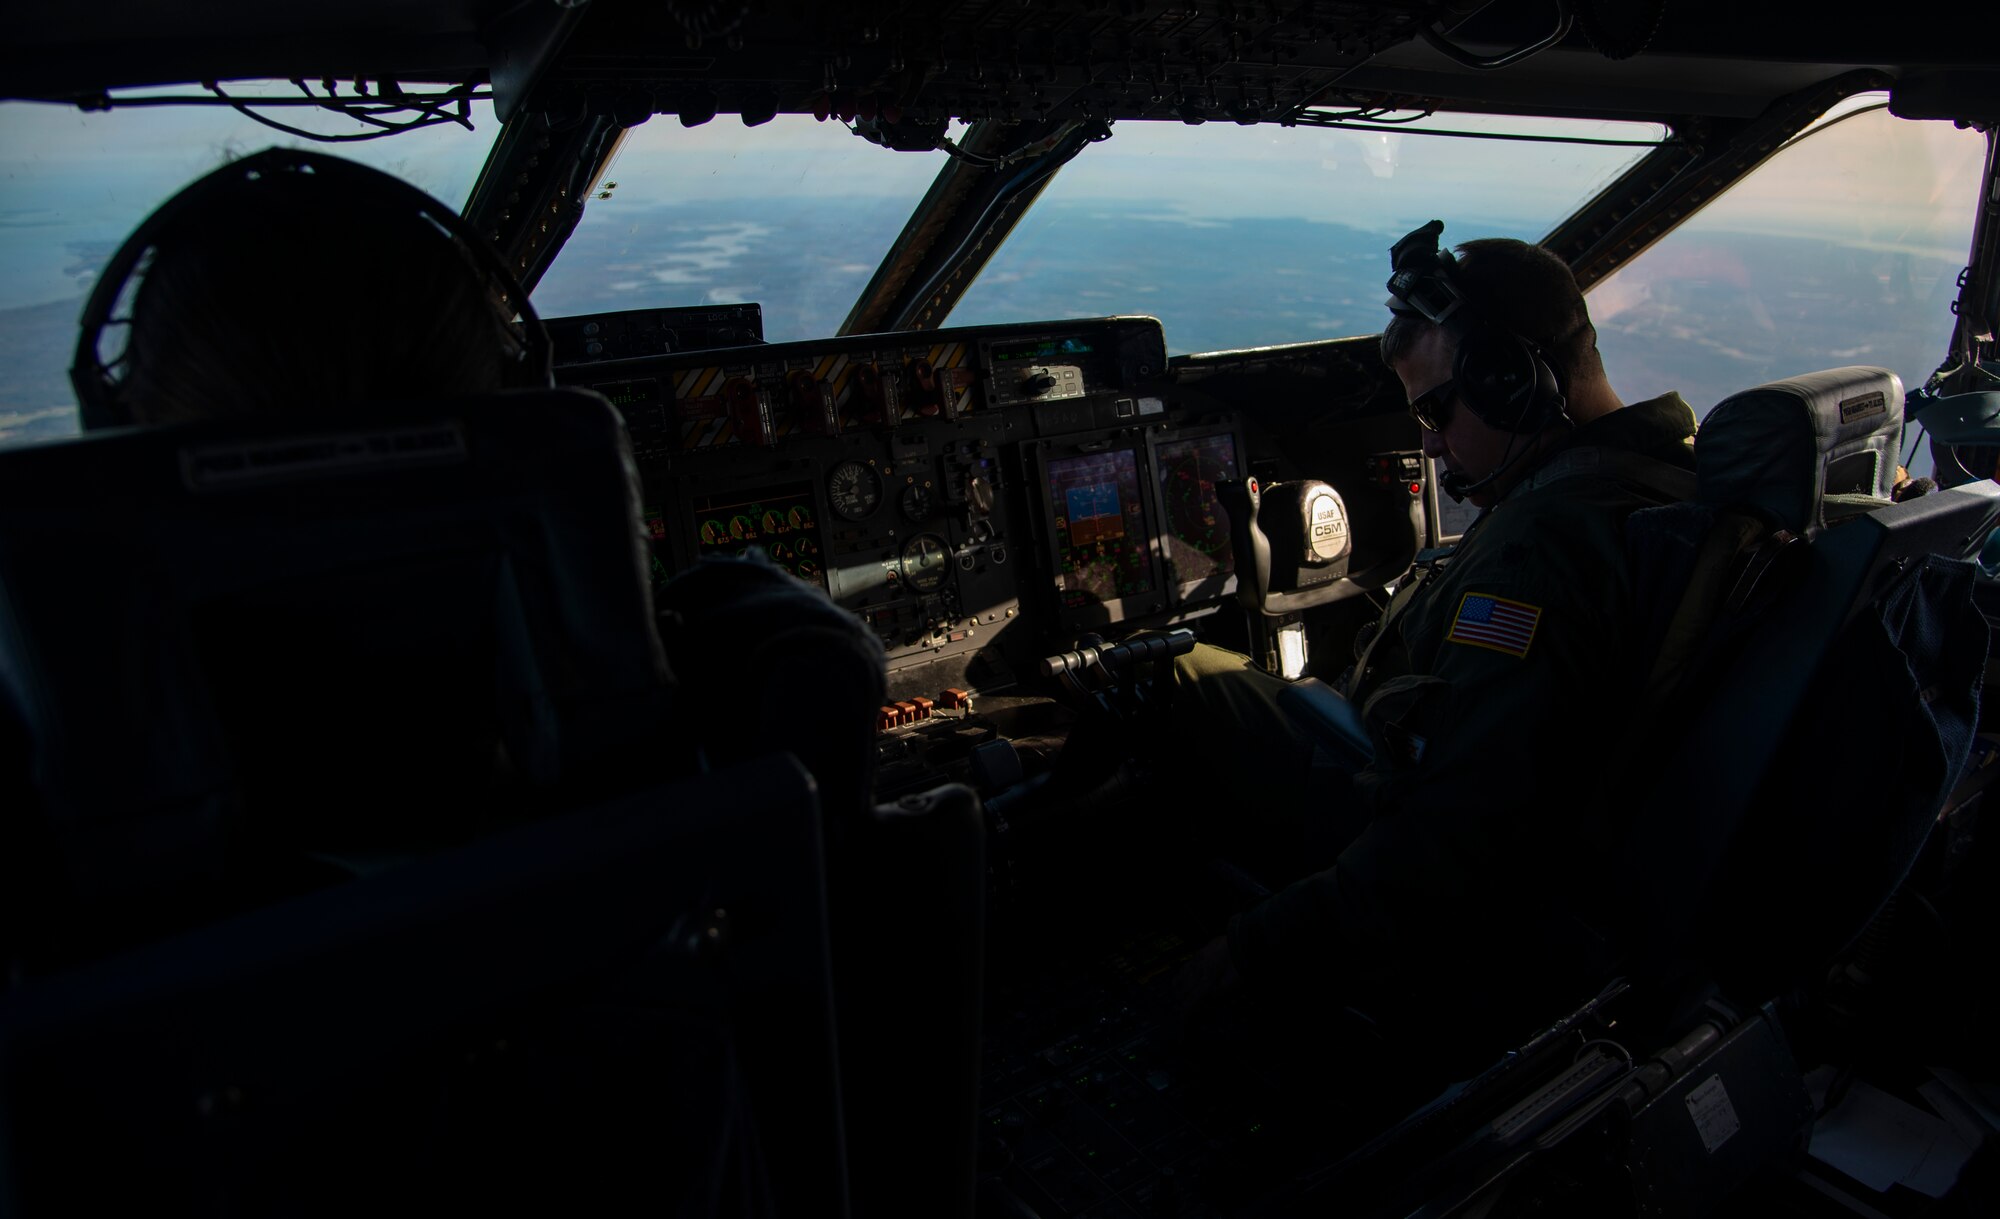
top-left (992, 336), bottom-right (1095, 363)
top-left (1155, 433), bottom-right (1239, 591)
top-left (1046, 450), bottom-right (1156, 608)
top-left (690, 482), bottom-right (827, 589)
top-left (593, 378), bottom-right (659, 409)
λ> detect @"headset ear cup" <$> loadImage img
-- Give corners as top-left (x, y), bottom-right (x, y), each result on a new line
top-left (70, 360), bottom-right (121, 430)
top-left (1528, 350), bottom-right (1562, 429)
top-left (1454, 328), bottom-right (1559, 433)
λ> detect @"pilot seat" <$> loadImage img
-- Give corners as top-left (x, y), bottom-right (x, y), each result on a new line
top-left (0, 388), bottom-right (681, 959)
top-left (0, 386), bottom-right (987, 1217)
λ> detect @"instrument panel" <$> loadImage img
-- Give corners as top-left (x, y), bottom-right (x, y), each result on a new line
top-left (556, 316), bottom-right (1246, 700)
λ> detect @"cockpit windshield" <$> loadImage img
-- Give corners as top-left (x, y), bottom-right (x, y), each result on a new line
top-left (1588, 96), bottom-right (1988, 466)
top-left (0, 85), bottom-right (499, 447)
top-left (529, 115), bottom-right (952, 342)
top-left (945, 113), bottom-right (1665, 353)
top-left (2, 86), bottom-right (1986, 467)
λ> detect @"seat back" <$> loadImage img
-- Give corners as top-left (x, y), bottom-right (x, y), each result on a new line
top-left (0, 388), bottom-right (675, 960)
top-left (1626, 367), bottom-right (1907, 704)
top-left (1676, 492), bottom-right (1992, 998)
top-left (0, 754), bottom-right (847, 1218)
top-left (1614, 367), bottom-right (1997, 1002)
top-left (654, 554), bottom-right (886, 843)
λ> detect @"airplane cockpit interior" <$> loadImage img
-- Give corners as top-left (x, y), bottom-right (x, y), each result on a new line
top-left (4, 2), bottom-right (2000, 1216)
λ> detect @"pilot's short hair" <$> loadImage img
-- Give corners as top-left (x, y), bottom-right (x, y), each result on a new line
top-left (1380, 238), bottom-right (1600, 391)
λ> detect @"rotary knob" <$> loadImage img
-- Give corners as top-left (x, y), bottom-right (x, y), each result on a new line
top-left (965, 475), bottom-right (995, 519)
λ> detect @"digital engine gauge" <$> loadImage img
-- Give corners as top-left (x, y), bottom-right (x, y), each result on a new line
top-left (827, 460), bottom-right (883, 521)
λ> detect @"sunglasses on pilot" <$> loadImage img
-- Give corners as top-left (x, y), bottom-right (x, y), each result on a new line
top-left (1408, 379), bottom-right (1456, 433)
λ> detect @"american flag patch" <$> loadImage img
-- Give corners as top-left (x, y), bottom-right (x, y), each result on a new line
top-left (1446, 592), bottom-right (1542, 658)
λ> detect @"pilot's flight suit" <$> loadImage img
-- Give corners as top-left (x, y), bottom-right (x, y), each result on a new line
top-left (1180, 392), bottom-right (1698, 1051)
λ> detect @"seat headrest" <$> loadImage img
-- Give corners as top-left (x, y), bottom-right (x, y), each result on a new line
top-left (1695, 367), bottom-right (1903, 538)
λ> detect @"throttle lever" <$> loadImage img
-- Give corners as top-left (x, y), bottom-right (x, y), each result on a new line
top-left (1039, 629), bottom-right (1197, 700)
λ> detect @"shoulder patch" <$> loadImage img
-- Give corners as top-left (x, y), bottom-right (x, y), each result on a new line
top-left (1446, 591), bottom-right (1542, 658)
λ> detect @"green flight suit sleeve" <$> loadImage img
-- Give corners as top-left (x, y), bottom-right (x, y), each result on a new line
top-left (1228, 504), bottom-right (1638, 996)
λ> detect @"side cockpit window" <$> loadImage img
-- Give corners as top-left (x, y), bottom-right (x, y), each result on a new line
top-left (1586, 95), bottom-right (1989, 478)
top-left (0, 87), bottom-right (498, 450)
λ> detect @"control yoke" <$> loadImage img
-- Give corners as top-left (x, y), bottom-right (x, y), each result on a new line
top-left (1214, 476), bottom-right (1354, 615)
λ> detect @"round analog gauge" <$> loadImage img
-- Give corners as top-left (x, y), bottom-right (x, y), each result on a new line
top-left (788, 504), bottom-right (816, 531)
top-left (827, 460), bottom-right (883, 521)
top-left (729, 514), bottom-right (756, 541)
top-left (699, 520), bottom-right (728, 546)
top-left (763, 509), bottom-right (788, 534)
top-left (900, 533), bottom-right (950, 594)
top-left (899, 482), bottom-right (935, 523)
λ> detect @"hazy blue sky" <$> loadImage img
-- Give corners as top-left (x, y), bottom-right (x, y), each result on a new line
top-left (2, 92), bottom-right (1978, 319)
top-left (1, 90), bottom-right (1988, 463)
top-left (0, 90), bottom-right (498, 311)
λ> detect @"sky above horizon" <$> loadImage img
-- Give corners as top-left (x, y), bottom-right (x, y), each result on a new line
top-left (1, 89), bottom-right (1988, 467)
top-left (0, 88), bottom-right (501, 312)
top-left (2, 89), bottom-right (1980, 315)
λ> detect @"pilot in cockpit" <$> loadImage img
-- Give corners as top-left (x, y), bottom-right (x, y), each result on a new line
top-left (66, 148), bottom-right (885, 824)
top-left (72, 149), bottom-right (534, 429)
top-left (1170, 222), bottom-right (1701, 1085)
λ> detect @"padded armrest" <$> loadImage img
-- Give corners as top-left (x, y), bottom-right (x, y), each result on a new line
top-left (1276, 677), bottom-right (1374, 770)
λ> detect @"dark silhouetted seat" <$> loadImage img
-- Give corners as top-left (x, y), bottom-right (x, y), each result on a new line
top-left (0, 388), bottom-right (677, 966)
top-left (654, 540), bottom-right (987, 1219)
top-left (0, 385), bottom-right (992, 1216)
top-left (0, 753), bottom-right (847, 1218)
top-left (0, 389), bottom-right (890, 1214)
top-left (1614, 367), bottom-right (1993, 1008)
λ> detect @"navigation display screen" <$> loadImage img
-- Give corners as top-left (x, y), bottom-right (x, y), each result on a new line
top-left (593, 378), bottom-right (660, 410)
top-left (1155, 433), bottom-right (1239, 594)
top-left (993, 336), bottom-right (1094, 363)
top-left (1046, 449), bottom-right (1156, 608)
top-left (690, 482), bottom-right (827, 589)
